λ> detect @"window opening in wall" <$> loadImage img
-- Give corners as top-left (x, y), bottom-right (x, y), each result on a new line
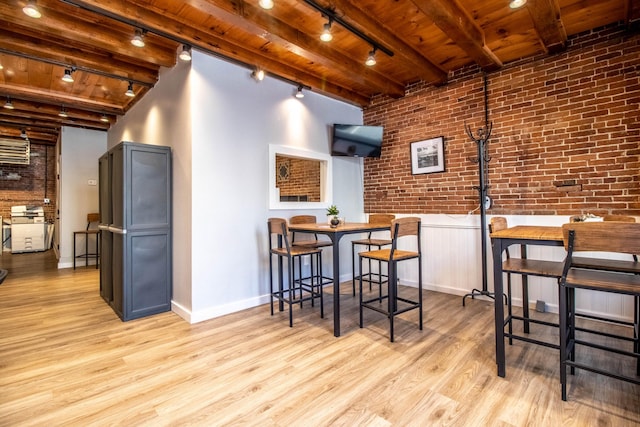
top-left (269, 145), bottom-right (332, 210)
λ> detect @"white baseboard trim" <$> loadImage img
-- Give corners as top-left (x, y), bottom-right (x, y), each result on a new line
top-left (173, 295), bottom-right (271, 324)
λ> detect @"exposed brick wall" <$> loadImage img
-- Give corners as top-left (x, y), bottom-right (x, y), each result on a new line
top-left (0, 143), bottom-right (57, 223)
top-left (276, 156), bottom-right (321, 202)
top-left (363, 23), bottom-right (639, 216)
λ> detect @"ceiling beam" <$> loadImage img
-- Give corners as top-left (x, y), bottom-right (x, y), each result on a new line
top-left (525, 0), bottom-right (567, 54)
top-left (410, 0), bottom-right (503, 71)
top-left (0, 84), bottom-right (127, 115)
top-left (0, 27), bottom-right (159, 85)
top-left (0, 104), bottom-right (113, 128)
top-left (0, 126), bottom-right (59, 144)
top-left (316, 0), bottom-right (448, 85)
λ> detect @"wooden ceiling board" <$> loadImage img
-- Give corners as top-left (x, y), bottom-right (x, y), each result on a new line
top-left (559, 0), bottom-right (626, 35)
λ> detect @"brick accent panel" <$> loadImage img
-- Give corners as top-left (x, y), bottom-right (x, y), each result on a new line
top-left (276, 155), bottom-right (321, 202)
top-left (363, 23), bottom-right (640, 216)
top-left (0, 143), bottom-right (56, 222)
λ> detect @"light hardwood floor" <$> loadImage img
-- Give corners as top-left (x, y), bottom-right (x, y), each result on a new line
top-left (0, 250), bottom-right (638, 426)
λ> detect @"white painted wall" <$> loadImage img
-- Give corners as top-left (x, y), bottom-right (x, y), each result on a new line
top-left (58, 127), bottom-right (107, 268)
top-left (108, 57), bottom-right (192, 313)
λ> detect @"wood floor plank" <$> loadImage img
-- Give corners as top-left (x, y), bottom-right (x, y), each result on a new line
top-left (0, 250), bottom-right (638, 426)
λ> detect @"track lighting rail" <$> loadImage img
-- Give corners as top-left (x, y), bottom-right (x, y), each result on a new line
top-left (301, 0), bottom-right (394, 57)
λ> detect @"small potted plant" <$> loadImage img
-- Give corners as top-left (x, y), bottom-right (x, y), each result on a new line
top-left (326, 204), bottom-right (340, 228)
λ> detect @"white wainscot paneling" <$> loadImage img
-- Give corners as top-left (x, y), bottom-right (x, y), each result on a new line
top-left (394, 215), bottom-right (634, 323)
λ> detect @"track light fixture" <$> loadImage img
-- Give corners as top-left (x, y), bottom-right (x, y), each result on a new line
top-left (58, 107), bottom-right (68, 118)
top-left (179, 45), bottom-right (192, 61)
top-left (4, 97), bottom-right (14, 109)
top-left (320, 19), bottom-right (333, 42)
top-left (295, 85), bottom-right (305, 99)
top-left (365, 47), bottom-right (377, 66)
top-left (131, 29), bottom-right (145, 48)
top-left (23, 0), bottom-right (42, 18)
top-left (303, 0), bottom-right (393, 60)
top-left (251, 68), bottom-right (265, 81)
top-left (259, 0), bottom-right (274, 10)
top-left (62, 68), bottom-right (75, 83)
top-left (125, 82), bottom-right (135, 97)
top-left (100, 114), bottom-right (110, 123)
top-left (20, 129), bottom-right (28, 139)
top-left (509, 0), bottom-right (527, 8)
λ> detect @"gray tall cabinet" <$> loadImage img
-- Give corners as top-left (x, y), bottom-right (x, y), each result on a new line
top-left (99, 141), bottom-right (172, 321)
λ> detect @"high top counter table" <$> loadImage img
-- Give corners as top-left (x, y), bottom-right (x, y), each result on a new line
top-left (490, 225), bottom-right (564, 377)
top-left (288, 222), bottom-right (390, 337)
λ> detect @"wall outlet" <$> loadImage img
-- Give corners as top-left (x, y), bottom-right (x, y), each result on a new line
top-left (44, 198), bottom-right (50, 204)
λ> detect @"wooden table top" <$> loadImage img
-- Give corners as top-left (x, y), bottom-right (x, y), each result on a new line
top-left (489, 225), bottom-right (563, 242)
top-left (288, 222), bottom-right (390, 233)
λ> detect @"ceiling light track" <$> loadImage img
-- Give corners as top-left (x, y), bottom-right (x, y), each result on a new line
top-left (301, 0), bottom-right (393, 57)
top-left (0, 47), bottom-right (153, 88)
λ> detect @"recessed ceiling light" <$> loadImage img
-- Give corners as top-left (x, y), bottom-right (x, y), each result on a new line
top-left (509, 0), bottom-right (527, 9)
top-left (259, 0), bottom-right (274, 10)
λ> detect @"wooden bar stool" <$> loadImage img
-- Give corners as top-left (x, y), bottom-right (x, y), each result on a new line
top-left (359, 217), bottom-right (422, 342)
top-left (351, 214), bottom-right (395, 297)
top-left (268, 218), bottom-right (324, 327)
top-left (559, 221), bottom-right (640, 400)
top-left (73, 213), bottom-right (100, 269)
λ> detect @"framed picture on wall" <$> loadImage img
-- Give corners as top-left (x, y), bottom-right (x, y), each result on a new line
top-left (410, 136), bottom-right (445, 175)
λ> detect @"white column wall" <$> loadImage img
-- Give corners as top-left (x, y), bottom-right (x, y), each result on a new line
top-left (188, 53), bottom-right (363, 321)
top-left (58, 127), bottom-right (106, 268)
top-left (108, 59), bottom-right (193, 314)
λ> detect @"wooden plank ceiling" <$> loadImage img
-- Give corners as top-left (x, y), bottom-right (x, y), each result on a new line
top-left (0, 0), bottom-right (638, 146)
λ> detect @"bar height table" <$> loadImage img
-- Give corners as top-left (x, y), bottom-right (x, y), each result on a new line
top-left (489, 225), bottom-right (564, 377)
top-left (288, 222), bottom-right (390, 337)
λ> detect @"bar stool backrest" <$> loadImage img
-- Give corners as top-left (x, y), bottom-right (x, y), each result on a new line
top-left (368, 214), bottom-right (395, 225)
top-left (561, 222), bottom-right (640, 255)
top-left (268, 218), bottom-right (292, 253)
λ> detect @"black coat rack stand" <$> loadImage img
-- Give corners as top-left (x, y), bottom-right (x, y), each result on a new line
top-left (462, 72), bottom-right (499, 306)
top-left (462, 122), bottom-right (494, 306)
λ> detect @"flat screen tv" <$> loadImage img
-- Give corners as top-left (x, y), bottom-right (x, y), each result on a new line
top-left (331, 124), bottom-right (384, 158)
